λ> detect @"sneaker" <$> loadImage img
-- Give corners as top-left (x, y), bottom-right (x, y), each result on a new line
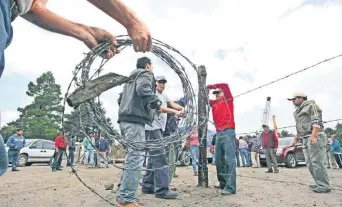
top-left (116, 201), bottom-right (144, 207)
top-left (52, 169), bottom-right (57, 172)
top-left (56, 168), bottom-right (63, 171)
top-left (221, 190), bottom-right (236, 196)
top-left (265, 169), bottom-right (273, 173)
top-left (312, 188), bottom-right (331, 193)
top-left (193, 171), bottom-right (198, 176)
top-left (155, 190), bottom-right (178, 199)
top-left (274, 169), bottom-right (279, 173)
top-left (11, 169), bottom-right (19, 172)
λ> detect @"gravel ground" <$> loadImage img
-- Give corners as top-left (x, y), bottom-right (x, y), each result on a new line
top-left (0, 163), bottom-right (341, 207)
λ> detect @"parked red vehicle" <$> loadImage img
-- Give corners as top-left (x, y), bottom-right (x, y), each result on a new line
top-left (259, 136), bottom-right (305, 168)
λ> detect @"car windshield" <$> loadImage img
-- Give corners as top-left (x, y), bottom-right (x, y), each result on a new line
top-left (24, 139), bottom-right (34, 147)
top-left (278, 137), bottom-right (293, 147)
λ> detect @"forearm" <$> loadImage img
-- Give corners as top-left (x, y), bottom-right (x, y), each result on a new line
top-left (22, 6), bottom-right (87, 42)
top-left (170, 102), bottom-right (184, 111)
top-left (311, 126), bottom-right (320, 137)
top-left (160, 106), bottom-right (178, 115)
top-left (87, 0), bottom-right (140, 28)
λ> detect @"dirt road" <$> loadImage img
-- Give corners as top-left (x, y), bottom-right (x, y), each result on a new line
top-left (0, 164), bottom-right (341, 207)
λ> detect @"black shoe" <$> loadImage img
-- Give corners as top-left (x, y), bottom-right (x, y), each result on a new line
top-left (155, 190), bottom-right (178, 199)
top-left (142, 189), bottom-right (154, 194)
top-left (12, 169), bottom-right (19, 172)
top-left (265, 169), bottom-right (273, 173)
top-left (56, 168), bottom-right (63, 171)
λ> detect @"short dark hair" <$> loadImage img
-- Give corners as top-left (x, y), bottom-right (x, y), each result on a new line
top-left (239, 136), bottom-right (243, 139)
top-left (17, 128), bottom-right (23, 132)
top-left (136, 57), bottom-right (151, 69)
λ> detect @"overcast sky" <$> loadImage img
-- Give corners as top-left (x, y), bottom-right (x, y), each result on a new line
top-left (1, 0), bottom-right (342, 135)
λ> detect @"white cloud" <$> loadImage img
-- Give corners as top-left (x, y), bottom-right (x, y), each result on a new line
top-left (0, 110), bottom-right (19, 128)
top-left (2, 0), bottom-right (342, 135)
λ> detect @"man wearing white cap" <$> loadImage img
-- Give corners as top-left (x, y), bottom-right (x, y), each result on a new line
top-left (288, 92), bottom-right (331, 193)
top-left (141, 75), bottom-right (185, 199)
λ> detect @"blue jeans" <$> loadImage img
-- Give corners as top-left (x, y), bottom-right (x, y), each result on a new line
top-left (0, 135), bottom-right (7, 175)
top-left (235, 150), bottom-right (240, 167)
top-left (212, 150), bottom-right (216, 165)
top-left (8, 149), bottom-right (19, 169)
top-left (239, 148), bottom-right (249, 167)
top-left (141, 129), bottom-right (169, 196)
top-left (84, 150), bottom-right (94, 165)
top-left (67, 149), bottom-right (75, 166)
top-left (117, 122), bottom-right (145, 204)
top-left (247, 150), bottom-right (252, 166)
top-left (190, 146), bottom-right (199, 171)
top-left (215, 128), bottom-right (236, 193)
top-left (0, 0), bottom-right (13, 78)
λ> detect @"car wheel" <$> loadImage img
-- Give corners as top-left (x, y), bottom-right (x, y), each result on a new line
top-left (17, 154), bottom-right (28, 167)
top-left (180, 150), bottom-right (191, 166)
top-left (286, 153), bottom-right (297, 168)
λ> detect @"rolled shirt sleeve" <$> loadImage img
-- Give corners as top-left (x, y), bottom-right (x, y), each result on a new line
top-left (309, 103), bottom-right (323, 129)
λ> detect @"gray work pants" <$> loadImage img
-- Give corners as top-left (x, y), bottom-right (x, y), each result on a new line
top-left (265, 147), bottom-right (278, 170)
top-left (302, 134), bottom-right (331, 190)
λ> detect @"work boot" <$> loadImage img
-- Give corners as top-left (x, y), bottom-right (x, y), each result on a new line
top-left (274, 168), bottom-right (279, 173)
top-left (12, 169), bottom-right (19, 172)
top-left (309, 185), bottom-right (317, 189)
top-left (312, 188), bottom-right (331, 193)
top-left (155, 190), bottom-right (178, 199)
top-left (265, 169), bottom-right (273, 173)
top-left (116, 202), bottom-right (144, 207)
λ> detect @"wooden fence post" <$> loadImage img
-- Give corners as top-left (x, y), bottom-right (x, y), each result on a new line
top-left (197, 65), bottom-right (208, 187)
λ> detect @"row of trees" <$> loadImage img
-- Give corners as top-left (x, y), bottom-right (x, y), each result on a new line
top-left (0, 72), bottom-right (113, 142)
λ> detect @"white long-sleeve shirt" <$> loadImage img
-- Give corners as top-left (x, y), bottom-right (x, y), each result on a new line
top-left (239, 139), bottom-right (248, 149)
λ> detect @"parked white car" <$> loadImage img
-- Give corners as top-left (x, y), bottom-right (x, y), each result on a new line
top-left (6, 139), bottom-right (55, 167)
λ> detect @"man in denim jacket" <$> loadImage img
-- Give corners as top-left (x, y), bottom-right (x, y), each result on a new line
top-left (7, 129), bottom-right (26, 171)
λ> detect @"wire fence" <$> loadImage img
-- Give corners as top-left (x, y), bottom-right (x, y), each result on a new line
top-left (60, 36), bottom-right (342, 206)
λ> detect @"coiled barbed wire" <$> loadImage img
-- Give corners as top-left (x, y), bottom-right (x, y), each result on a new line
top-left (61, 36), bottom-right (209, 171)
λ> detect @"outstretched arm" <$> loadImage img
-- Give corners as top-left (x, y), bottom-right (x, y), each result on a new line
top-left (22, 1), bottom-right (117, 58)
top-left (87, 0), bottom-right (151, 52)
top-left (22, 0), bottom-right (151, 54)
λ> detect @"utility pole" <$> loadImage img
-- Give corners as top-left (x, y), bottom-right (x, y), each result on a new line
top-left (197, 65), bottom-right (208, 187)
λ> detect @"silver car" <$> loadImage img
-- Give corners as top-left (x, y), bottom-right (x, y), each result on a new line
top-left (6, 139), bottom-right (55, 166)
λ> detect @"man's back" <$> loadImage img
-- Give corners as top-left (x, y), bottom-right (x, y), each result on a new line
top-left (118, 68), bottom-right (158, 126)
